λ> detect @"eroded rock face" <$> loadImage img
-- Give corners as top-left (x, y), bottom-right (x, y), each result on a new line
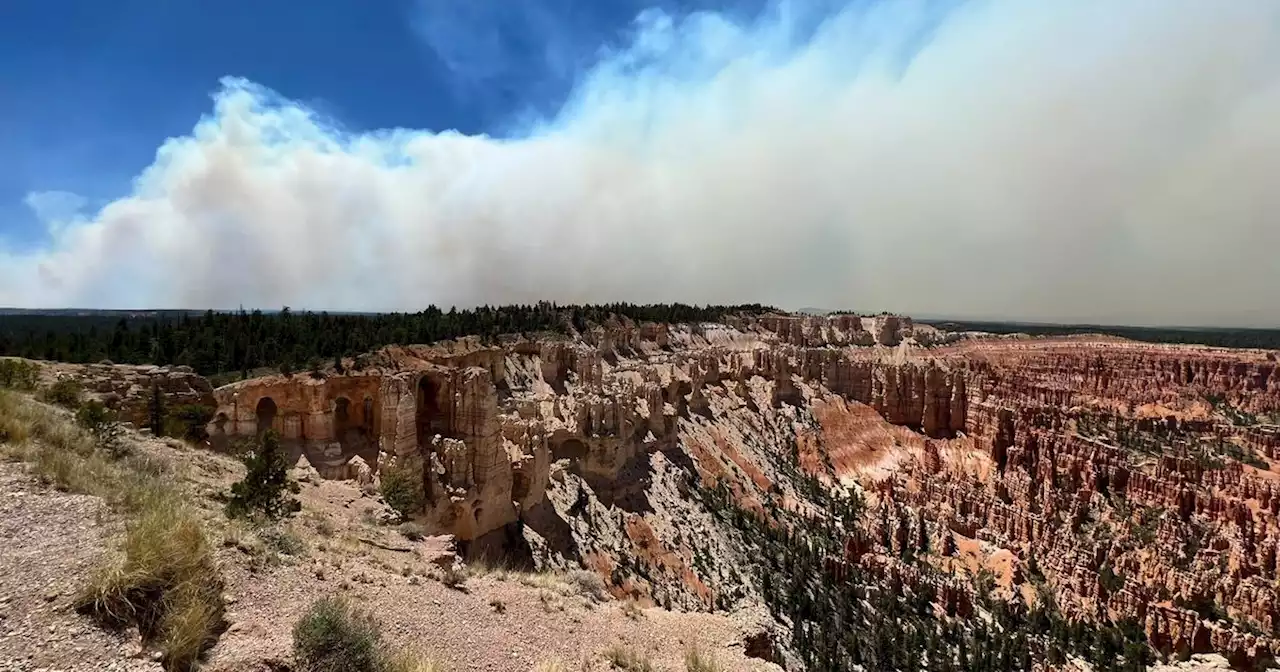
top-left (208, 316), bottom-right (1280, 666)
top-left (47, 361), bottom-right (215, 429)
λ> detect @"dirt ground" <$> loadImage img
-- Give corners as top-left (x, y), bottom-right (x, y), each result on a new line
top-left (0, 433), bottom-right (780, 672)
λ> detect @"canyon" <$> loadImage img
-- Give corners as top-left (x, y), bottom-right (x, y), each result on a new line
top-left (12, 310), bottom-right (1266, 669)
top-left (182, 312), bottom-right (1280, 669)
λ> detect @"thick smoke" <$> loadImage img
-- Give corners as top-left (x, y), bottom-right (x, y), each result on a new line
top-left (3, 0), bottom-right (1280, 325)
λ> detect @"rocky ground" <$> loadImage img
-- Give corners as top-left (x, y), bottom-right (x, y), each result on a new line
top-left (0, 417), bottom-right (779, 671)
top-left (6, 313), bottom-right (1280, 671)
top-left (0, 463), bottom-right (160, 672)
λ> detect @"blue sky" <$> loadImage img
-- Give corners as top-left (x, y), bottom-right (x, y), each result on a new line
top-left (1, 1), bottom-right (1278, 325)
top-left (0, 0), bottom-right (769, 249)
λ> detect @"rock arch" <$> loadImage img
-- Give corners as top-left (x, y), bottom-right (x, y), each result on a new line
top-left (416, 376), bottom-right (445, 444)
top-left (334, 397), bottom-right (352, 436)
top-left (255, 397), bottom-right (277, 436)
top-left (553, 437), bottom-right (588, 462)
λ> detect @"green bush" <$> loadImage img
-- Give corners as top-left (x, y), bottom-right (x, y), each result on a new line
top-left (292, 596), bottom-right (445, 672)
top-left (165, 404), bottom-right (216, 443)
top-left (379, 453), bottom-right (424, 521)
top-left (40, 378), bottom-right (83, 408)
top-left (0, 359), bottom-right (39, 390)
top-left (293, 596), bottom-right (385, 672)
top-left (226, 429), bottom-right (300, 520)
top-left (76, 399), bottom-right (127, 458)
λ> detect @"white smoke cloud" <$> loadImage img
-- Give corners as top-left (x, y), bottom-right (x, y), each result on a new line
top-left (3, 0), bottom-right (1280, 326)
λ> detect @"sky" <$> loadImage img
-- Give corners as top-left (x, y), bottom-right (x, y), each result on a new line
top-left (1, 0), bottom-right (1279, 326)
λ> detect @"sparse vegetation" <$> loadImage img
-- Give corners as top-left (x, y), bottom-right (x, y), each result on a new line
top-left (226, 428), bottom-right (301, 520)
top-left (165, 404), bottom-right (216, 442)
top-left (292, 596), bottom-right (445, 672)
top-left (565, 569), bottom-right (608, 602)
top-left (76, 398), bottom-right (127, 457)
top-left (293, 596), bottom-right (384, 672)
top-left (384, 650), bottom-right (447, 672)
top-left (0, 358), bottom-right (39, 390)
top-left (701, 473), bottom-right (1154, 672)
top-left (603, 644), bottom-right (654, 671)
top-left (620, 600), bottom-right (644, 620)
top-left (379, 452), bottom-right (425, 521)
top-left (398, 521), bottom-right (425, 541)
top-left (0, 390), bottom-right (224, 670)
top-left (439, 564), bottom-right (468, 590)
top-left (40, 377), bottom-right (82, 408)
top-left (683, 644), bottom-right (723, 672)
top-left (259, 524), bottom-right (307, 557)
top-left (309, 510), bottom-right (337, 537)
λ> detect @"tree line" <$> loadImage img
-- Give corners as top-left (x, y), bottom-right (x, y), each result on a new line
top-left (926, 320), bottom-right (1280, 351)
top-left (0, 303), bottom-right (775, 376)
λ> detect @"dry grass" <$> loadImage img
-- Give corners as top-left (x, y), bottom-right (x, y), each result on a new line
top-left (620, 600), bottom-right (644, 620)
top-left (603, 644), bottom-right (654, 672)
top-left (683, 644), bottom-right (723, 672)
top-left (384, 649), bottom-right (448, 672)
top-left (462, 557), bottom-right (607, 607)
top-left (0, 390), bottom-right (225, 670)
top-left (0, 391), bottom-right (174, 511)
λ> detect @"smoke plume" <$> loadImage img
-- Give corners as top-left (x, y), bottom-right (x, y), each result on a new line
top-left (3, 0), bottom-right (1280, 325)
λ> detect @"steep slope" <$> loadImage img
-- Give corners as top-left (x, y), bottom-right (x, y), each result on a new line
top-left (203, 315), bottom-right (1280, 670)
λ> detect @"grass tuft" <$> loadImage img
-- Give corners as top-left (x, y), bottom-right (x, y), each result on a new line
top-left (293, 596), bottom-right (446, 672)
top-left (603, 644), bottom-right (654, 671)
top-left (684, 644), bottom-right (723, 672)
top-left (2, 390), bottom-right (224, 670)
top-left (293, 596), bottom-right (384, 672)
top-left (384, 649), bottom-right (447, 672)
top-left (75, 499), bottom-right (225, 670)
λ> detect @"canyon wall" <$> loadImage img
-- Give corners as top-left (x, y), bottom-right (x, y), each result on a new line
top-left (207, 316), bottom-right (1280, 666)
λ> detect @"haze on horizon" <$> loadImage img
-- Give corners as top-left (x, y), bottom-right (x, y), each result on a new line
top-left (2, 0), bottom-right (1279, 327)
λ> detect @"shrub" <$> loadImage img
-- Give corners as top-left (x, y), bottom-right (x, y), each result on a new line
top-left (76, 399), bottom-right (127, 458)
top-left (621, 600), bottom-right (644, 620)
top-left (293, 596), bottom-right (383, 672)
top-left (165, 404), bottom-right (215, 443)
top-left (0, 358), bottom-right (39, 390)
top-left (260, 525), bottom-right (307, 557)
top-left (226, 429), bottom-right (301, 520)
top-left (379, 453), bottom-right (424, 521)
top-left (439, 564), bottom-right (468, 591)
top-left (398, 522), bottom-right (425, 541)
top-left (565, 569), bottom-right (608, 602)
top-left (40, 378), bottom-right (83, 408)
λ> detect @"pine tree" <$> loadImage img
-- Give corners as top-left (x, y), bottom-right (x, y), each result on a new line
top-left (226, 429), bottom-right (301, 520)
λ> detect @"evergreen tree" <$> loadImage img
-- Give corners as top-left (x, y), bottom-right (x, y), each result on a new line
top-left (226, 429), bottom-right (301, 520)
